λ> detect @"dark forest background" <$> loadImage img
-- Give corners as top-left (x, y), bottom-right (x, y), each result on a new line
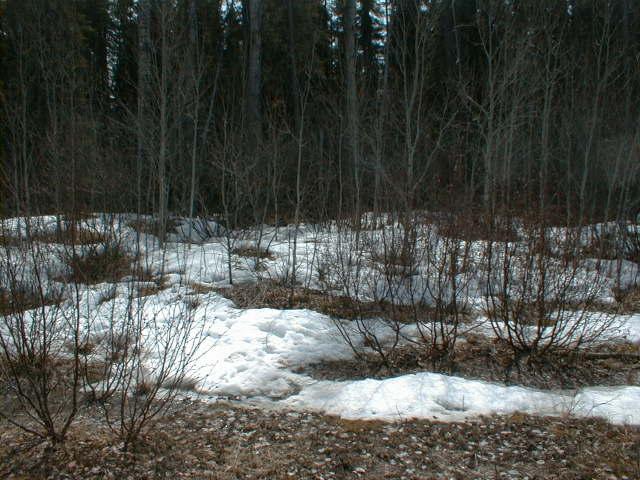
top-left (1, 0), bottom-right (639, 231)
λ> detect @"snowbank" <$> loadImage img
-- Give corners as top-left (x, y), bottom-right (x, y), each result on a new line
top-left (282, 373), bottom-right (640, 425)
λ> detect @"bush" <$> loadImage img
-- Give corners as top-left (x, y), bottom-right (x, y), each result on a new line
top-left (483, 219), bottom-right (614, 362)
top-left (62, 243), bottom-right (133, 284)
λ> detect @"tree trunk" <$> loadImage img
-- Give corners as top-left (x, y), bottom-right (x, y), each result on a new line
top-left (137, 0), bottom-right (151, 217)
top-left (188, 0), bottom-right (199, 220)
top-left (343, 0), bottom-right (360, 217)
top-left (245, 0), bottom-right (264, 148)
top-left (286, 0), bottom-right (301, 131)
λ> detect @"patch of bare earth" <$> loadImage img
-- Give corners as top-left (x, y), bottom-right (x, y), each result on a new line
top-left (0, 401), bottom-right (638, 479)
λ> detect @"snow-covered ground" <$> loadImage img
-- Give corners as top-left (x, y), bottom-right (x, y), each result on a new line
top-left (1, 213), bottom-right (640, 426)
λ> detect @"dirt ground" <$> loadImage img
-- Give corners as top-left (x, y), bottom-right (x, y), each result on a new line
top-left (1, 399), bottom-right (639, 479)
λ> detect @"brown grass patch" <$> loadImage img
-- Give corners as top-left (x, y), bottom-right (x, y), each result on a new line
top-left (216, 281), bottom-right (467, 325)
top-left (438, 213), bottom-right (520, 243)
top-left (189, 282), bottom-right (216, 295)
top-left (1, 401), bottom-right (638, 480)
top-left (0, 233), bottom-right (24, 247)
top-left (581, 229), bottom-right (640, 263)
top-left (306, 334), bottom-right (640, 390)
top-left (231, 246), bottom-right (274, 260)
top-left (61, 245), bottom-right (133, 285)
top-left (127, 217), bottom-right (180, 239)
top-left (1, 352), bottom-right (107, 387)
top-left (0, 288), bottom-right (62, 316)
top-left (32, 227), bottom-right (111, 245)
top-left (134, 276), bottom-right (169, 298)
top-left (135, 284), bottom-right (163, 298)
top-left (613, 284), bottom-right (640, 313)
top-left (483, 302), bottom-right (559, 327)
top-left (161, 375), bottom-right (199, 392)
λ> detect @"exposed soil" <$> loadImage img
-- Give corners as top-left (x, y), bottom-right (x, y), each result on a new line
top-left (1, 400), bottom-right (638, 480)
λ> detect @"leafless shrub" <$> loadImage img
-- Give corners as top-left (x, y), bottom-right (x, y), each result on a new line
top-left (438, 210), bottom-right (520, 243)
top-left (414, 227), bottom-right (475, 366)
top-left (612, 284), bottom-right (640, 313)
top-left (0, 230), bottom-right (82, 444)
top-left (582, 224), bottom-right (640, 263)
top-left (483, 216), bottom-right (616, 367)
top-left (232, 245), bottom-right (273, 260)
top-left (60, 243), bottom-right (133, 285)
top-left (317, 219), bottom-right (401, 367)
top-left (91, 279), bottom-right (205, 451)
top-left (319, 214), bottom-right (474, 369)
top-left (30, 226), bottom-right (111, 246)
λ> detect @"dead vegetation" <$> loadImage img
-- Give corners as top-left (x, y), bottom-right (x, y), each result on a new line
top-left (581, 227), bottom-right (640, 264)
top-left (56, 241), bottom-right (163, 287)
top-left (217, 282), bottom-right (640, 389)
top-left (30, 227), bottom-right (111, 246)
top-left (613, 284), bottom-right (640, 313)
top-left (216, 281), bottom-right (466, 325)
top-left (0, 233), bottom-right (23, 247)
top-left (0, 400), bottom-right (638, 480)
top-left (305, 334), bottom-right (640, 390)
top-left (127, 217), bottom-right (180, 239)
top-left (231, 245), bottom-right (274, 260)
top-left (189, 282), bottom-right (216, 295)
top-left (436, 212), bottom-right (520, 243)
top-left (60, 244), bottom-right (134, 284)
top-left (0, 287), bottom-right (62, 316)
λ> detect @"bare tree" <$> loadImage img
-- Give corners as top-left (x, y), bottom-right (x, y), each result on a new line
top-left (245, 0), bottom-right (264, 148)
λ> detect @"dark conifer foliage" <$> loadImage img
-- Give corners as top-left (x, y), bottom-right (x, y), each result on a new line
top-left (0, 0), bottom-right (638, 223)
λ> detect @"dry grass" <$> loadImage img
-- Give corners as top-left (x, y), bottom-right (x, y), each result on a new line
top-left (231, 246), bottom-right (274, 260)
top-left (0, 288), bottom-right (62, 316)
top-left (97, 287), bottom-right (118, 305)
top-left (0, 233), bottom-right (24, 247)
top-left (581, 229), bottom-right (640, 263)
top-left (613, 284), bottom-right (640, 313)
top-left (483, 301), bottom-right (560, 327)
top-left (135, 277), bottom-right (169, 298)
top-left (161, 375), bottom-right (199, 392)
top-left (216, 281), bottom-right (455, 325)
top-left (61, 245), bottom-right (133, 285)
top-left (438, 213), bottom-right (520, 243)
top-left (306, 334), bottom-right (640, 390)
top-left (31, 227), bottom-right (111, 246)
top-left (0, 401), bottom-right (638, 479)
top-left (127, 217), bottom-right (180, 239)
top-left (0, 352), bottom-right (107, 390)
top-left (189, 282), bottom-right (216, 294)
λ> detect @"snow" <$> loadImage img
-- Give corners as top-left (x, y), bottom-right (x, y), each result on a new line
top-left (1, 213), bottom-right (640, 427)
top-left (185, 297), bottom-right (640, 425)
top-left (283, 374), bottom-right (640, 425)
top-left (190, 301), bottom-right (355, 398)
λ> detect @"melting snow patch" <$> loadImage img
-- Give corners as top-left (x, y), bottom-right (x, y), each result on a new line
top-left (281, 373), bottom-right (640, 425)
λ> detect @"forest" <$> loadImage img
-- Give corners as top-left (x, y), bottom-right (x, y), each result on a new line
top-left (1, 0), bottom-right (638, 226)
top-left (1, 1), bottom-right (640, 479)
